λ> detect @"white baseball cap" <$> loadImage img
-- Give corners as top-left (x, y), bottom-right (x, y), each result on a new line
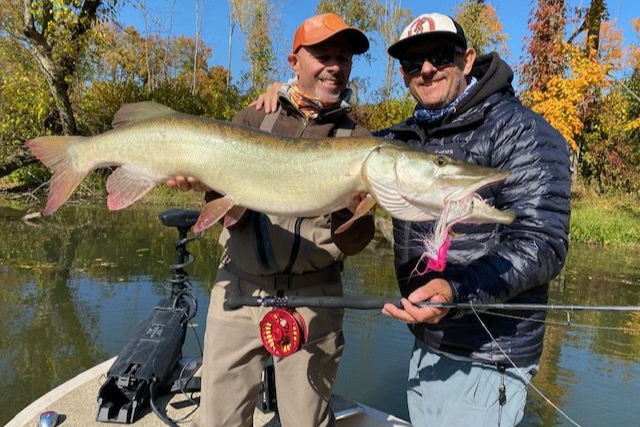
top-left (388, 13), bottom-right (467, 59)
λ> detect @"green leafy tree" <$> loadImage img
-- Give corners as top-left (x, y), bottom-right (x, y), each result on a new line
top-left (316, 0), bottom-right (383, 33)
top-left (453, 0), bottom-right (508, 56)
top-left (230, 0), bottom-right (276, 93)
top-left (0, 49), bottom-right (51, 180)
top-left (353, 95), bottom-right (414, 131)
top-left (0, 0), bottom-right (117, 135)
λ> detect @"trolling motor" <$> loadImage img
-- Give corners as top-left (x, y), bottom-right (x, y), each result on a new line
top-left (96, 209), bottom-right (200, 424)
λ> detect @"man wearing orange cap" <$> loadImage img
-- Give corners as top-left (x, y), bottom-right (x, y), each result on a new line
top-left (178, 13), bottom-right (374, 427)
top-left (253, 11), bottom-right (570, 427)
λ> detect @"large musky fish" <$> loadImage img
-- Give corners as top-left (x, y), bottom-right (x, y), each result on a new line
top-left (25, 102), bottom-right (515, 238)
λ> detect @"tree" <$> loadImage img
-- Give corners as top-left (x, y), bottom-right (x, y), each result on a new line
top-left (0, 51), bottom-right (51, 179)
top-left (631, 18), bottom-right (640, 72)
top-left (229, 0), bottom-right (276, 93)
top-left (316, 0), bottom-right (383, 33)
top-left (525, 42), bottom-right (610, 152)
top-left (378, 0), bottom-right (411, 100)
top-left (0, 0), bottom-right (116, 135)
top-left (568, 0), bottom-right (608, 55)
top-left (520, 0), bottom-right (567, 91)
top-left (453, 0), bottom-right (508, 56)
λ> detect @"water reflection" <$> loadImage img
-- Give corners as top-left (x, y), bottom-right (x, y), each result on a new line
top-left (0, 205), bottom-right (638, 426)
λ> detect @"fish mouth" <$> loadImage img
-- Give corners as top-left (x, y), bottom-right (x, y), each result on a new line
top-left (442, 168), bottom-right (514, 225)
top-left (446, 168), bottom-right (510, 204)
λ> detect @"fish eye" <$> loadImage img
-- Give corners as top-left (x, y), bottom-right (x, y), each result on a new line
top-left (435, 156), bottom-right (447, 166)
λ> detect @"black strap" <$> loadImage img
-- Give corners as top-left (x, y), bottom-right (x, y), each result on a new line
top-left (283, 218), bottom-right (303, 274)
top-left (334, 115), bottom-right (355, 137)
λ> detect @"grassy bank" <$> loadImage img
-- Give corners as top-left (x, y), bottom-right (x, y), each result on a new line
top-left (569, 189), bottom-right (640, 246)
top-left (2, 185), bottom-right (639, 247)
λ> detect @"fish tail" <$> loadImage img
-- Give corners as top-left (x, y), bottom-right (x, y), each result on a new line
top-left (25, 136), bottom-right (89, 215)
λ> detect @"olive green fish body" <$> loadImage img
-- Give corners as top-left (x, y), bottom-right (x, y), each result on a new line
top-left (25, 102), bottom-right (516, 233)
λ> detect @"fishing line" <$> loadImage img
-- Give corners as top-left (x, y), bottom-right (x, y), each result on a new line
top-left (473, 309), bottom-right (640, 333)
top-left (470, 303), bottom-right (585, 427)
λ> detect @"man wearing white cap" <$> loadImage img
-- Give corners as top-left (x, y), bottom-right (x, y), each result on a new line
top-left (379, 13), bottom-right (571, 427)
top-left (178, 13), bottom-right (375, 427)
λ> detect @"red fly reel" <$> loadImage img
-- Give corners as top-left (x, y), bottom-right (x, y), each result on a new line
top-left (259, 308), bottom-right (307, 357)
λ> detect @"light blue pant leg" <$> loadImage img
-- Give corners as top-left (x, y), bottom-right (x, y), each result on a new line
top-left (407, 339), bottom-right (539, 427)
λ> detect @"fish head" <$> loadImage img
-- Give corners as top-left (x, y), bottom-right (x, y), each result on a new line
top-left (392, 149), bottom-right (515, 225)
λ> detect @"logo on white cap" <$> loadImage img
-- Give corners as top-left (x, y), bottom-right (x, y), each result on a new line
top-left (400, 13), bottom-right (457, 41)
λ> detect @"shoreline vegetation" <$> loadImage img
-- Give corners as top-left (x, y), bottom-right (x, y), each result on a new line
top-left (1, 181), bottom-right (638, 247)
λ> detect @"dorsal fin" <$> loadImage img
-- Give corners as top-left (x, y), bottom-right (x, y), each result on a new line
top-left (111, 101), bottom-right (178, 129)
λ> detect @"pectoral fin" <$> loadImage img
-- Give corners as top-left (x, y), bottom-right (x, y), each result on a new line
top-left (194, 195), bottom-right (235, 233)
top-left (223, 205), bottom-right (247, 228)
top-left (335, 194), bottom-right (377, 234)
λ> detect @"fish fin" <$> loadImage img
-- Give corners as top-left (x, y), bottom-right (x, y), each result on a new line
top-left (194, 196), bottom-right (235, 233)
top-left (335, 195), bottom-right (377, 234)
top-left (106, 167), bottom-right (156, 210)
top-left (112, 101), bottom-right (178, 129)
top-left (223, 205), bottom-right (247, 228)
top-left (25, 136), bottom-right (89, 215)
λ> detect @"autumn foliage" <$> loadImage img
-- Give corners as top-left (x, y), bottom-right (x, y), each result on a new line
top-left (1, 0), bottom-right (640, 194)
top-left (523, 41), bottom-right (611, 152)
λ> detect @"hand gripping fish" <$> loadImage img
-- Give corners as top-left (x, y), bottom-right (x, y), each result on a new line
top-left (25, 102), bottom-right (515, 250)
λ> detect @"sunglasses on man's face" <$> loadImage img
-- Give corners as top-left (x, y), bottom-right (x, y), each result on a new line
top-left (400, 46), bottom-right (465, 75)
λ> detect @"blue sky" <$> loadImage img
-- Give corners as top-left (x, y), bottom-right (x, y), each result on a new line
top-left (118, 0), bottom-right (640, 98)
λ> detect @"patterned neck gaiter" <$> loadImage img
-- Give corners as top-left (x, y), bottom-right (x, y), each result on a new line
top-left (413, 77), bottom-right (478, 124)
top-left (288, 84), bottom-right (343, 118)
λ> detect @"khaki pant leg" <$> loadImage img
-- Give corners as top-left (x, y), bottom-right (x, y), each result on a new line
top-left (274, 280), bottom-right (345, 427)
top-left (194, 268), bottom-right (269, 427)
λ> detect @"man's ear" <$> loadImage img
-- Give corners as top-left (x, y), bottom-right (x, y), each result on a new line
top-left (287, 53), bottom-right (299, 74)
top-left (462, 48), bottom-right (477, 75)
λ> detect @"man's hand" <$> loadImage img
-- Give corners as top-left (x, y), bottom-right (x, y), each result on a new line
top-left (382, 278), bottom-right (453, 324)
top-left (250, 82), bottom-right (283, 113)
top-left (166, 176), bottom-right (211, 192)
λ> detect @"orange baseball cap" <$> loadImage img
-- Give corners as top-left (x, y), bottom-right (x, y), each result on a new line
top-left (292, 13), bottom-right (369, 54)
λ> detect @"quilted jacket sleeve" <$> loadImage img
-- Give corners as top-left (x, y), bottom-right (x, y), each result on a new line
top-left (449, 98), bottom-right (572, 304)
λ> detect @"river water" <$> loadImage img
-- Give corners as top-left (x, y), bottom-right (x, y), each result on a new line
top-left (0, 204), bottom-right (639, 426)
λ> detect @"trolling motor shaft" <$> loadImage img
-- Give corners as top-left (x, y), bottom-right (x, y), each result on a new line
top-left (96, 209), bottom-right (200, 424)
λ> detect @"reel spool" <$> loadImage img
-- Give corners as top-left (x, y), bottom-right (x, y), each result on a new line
top-left (259, 308), bottom-right (307, 357)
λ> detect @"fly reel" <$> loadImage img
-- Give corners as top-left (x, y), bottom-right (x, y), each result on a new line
top-left (259, 308), bottom-right (307, 357)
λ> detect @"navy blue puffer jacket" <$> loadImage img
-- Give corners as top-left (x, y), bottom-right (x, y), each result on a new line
top-left (376, 53), bottom-right (571, 366)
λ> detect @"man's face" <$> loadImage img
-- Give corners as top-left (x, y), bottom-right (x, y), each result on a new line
top-left (399, 41), bottom-right (476, 110)
top-left (288, 35), bottom-right (354, 102)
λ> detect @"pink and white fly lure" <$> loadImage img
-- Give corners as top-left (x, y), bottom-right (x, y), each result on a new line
top-left (411, 197), bottom-right (475, 277)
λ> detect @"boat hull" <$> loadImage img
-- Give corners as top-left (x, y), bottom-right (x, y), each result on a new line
top-left (7, 357), bottom-right (411, 427)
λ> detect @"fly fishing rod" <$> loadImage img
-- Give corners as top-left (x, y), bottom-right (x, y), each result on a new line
top-left (227, 295), bottom-right (640, 312)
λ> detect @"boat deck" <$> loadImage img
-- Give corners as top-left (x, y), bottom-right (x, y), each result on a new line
top-left (7, 358), bottom-right (411, 427)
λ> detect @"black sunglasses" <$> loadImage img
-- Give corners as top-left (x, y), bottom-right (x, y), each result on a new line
top-left (400, 46), bottom-right (466, 74)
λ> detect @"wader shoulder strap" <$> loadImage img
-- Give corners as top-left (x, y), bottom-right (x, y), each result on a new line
top-left (259, 107), bottom-right (281, 132)
top-left (335, 116), bottom-right (355, 137)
